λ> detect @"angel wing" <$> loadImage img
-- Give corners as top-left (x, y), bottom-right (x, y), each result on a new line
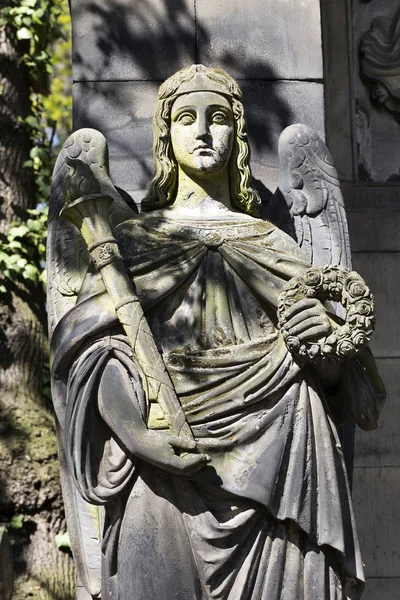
top-left (271, 124), bottom-right (356, 476)
top-left (48, 128), bottom-right (136, 334)
top-left (271, 124), bottom-right (352, 270)
top-left (48, 129), bottom-right (136, 597)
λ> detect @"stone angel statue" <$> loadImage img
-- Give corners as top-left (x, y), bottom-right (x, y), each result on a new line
top-left (47, 65), bottom-right (385, 600)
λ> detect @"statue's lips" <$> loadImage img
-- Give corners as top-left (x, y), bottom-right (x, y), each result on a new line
top-left (192, 146), bottom-right (214, 155)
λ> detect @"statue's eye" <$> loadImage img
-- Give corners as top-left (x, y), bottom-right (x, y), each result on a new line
top-left (211, 112), bottom-right (228, 124)
top-left (177, 113), bottom-right (195, 125)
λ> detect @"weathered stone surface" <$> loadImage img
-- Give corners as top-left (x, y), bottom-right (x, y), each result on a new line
top-left (355, 105), bottom-right (400, 183)
top-left (363, 578), bottom-right (400, 600)
top-left (352, 252), bottom-right (400, 358)
top-left (353, 466), bottom-right (400, 578)
top-left (197, 0), bottom-right (323, 80)
top-left (71, 0), bottom-right (195, 82)
top-left (360, 6), bottom-right (400, 124)
top-left (353, 0), bottom-right (400, 183)
top-left (342, 183), bottom-right (400, 210)
top-left (309, 3), bottom-right (400, 595)
top-left (354, 358), bottom-right (400, 467)
top-left (323, 0), bottom-right (400, 185)
top-left (77, 583), bottom-right (94, 600)
top-left (71, 0), bottom-right (323, 83)
top-left (241, 81), bottom-right (325, 193)
top-left (320, 1), bottom-right (354, 182)
top-left (347, 209), bottom-right (400, 252)
top-left (74, 80), bottom-right (324, 197)
top-left (73, 81), bottom-right (159, 201)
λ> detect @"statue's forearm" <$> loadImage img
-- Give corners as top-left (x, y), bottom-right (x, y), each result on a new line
top-left (98, 357), bottom-right (147, 455)
top-left (97, 356), bottom-right (208, 473)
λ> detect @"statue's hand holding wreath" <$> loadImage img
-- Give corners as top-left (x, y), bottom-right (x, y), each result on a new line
top-left (280, 297), bottom-right (332, 345)
top-left (278, 265), bottom-right (375, 363)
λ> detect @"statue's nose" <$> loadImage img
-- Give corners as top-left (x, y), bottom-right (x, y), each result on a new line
top-left (195, 113), bottom-right (209, 139)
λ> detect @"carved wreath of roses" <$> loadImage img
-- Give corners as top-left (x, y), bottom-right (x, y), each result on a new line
top-left (277, 265), bottom-right (375, 360)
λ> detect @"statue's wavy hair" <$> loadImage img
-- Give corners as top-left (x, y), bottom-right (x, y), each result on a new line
top-left (142, 65), bottom-right (261, 216)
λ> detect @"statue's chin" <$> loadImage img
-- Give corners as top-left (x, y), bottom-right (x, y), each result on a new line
top-left (186, 154), bottom-right (230, 176)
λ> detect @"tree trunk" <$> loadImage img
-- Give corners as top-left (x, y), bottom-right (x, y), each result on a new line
top-left (0, 21), bottom-right (75, 600)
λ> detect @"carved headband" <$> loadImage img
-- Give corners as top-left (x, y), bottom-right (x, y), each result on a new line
top-left (166, 65), bottom-right (242, 100)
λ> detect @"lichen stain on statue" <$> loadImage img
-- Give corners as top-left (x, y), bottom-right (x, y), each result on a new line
top-left (47, 65), bottom-right (386, 599)
top-left (360, 5), bottom-right (400, 123)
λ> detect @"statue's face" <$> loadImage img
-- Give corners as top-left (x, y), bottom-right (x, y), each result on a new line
top-left (170, 91), bottom-right (234, 176)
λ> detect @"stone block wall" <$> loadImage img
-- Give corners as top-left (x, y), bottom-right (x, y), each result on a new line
top-left (71, 0), bottom-right (324, 201)
top-left (322, 1), bottom-right (400, 597)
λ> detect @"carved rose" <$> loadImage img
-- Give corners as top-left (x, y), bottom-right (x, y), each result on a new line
top-left (299, 345), bottom-right (308, 357)
top-left (336, 339), bottom-right (355, 357)
top-left (328, 283), bottom-right (343, 300)
top-left (306, 288), bottom-right (317, 298)
top-left (286, 336), bottom-right (300, 353)
top-left (352, 332), bottom-right (368, 348)
top-left (324, 269), bottom-right (338, 283)
top-left (278, 266), bottom-right (374, 361)
top-left (346, 279), bottom-right (367, 299)
top-left (347, 312), bottom-right (359, 325)
top-left (308, 344), bottom-right (320, 359)
top-left (304, 269), bottom-right (323, 288)
top-left (322, 344), bottom-right (333, 355)
top-left (356, 300), bottom-right (373, 316)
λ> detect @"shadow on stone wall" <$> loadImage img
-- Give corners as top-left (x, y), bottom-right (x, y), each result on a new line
top-left (71, 0), bottom-right (295, 205)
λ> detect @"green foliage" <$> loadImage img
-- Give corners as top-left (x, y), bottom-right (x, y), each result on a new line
top-left (0, 0), bottom-right (66, 88)
top-left (54, 531), bottom-right (71, 550)
top-left (0, 0), bottom-right (71, 294)
top-left (0, 207), bottom-right (48, 293)
top-left (9, 514), bottom-right (25, 530)
top-left (43, 7), bottom-right (72, 145)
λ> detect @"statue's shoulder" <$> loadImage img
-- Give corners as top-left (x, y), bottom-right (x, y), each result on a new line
top-left (114, 211), bottom-right (180, 240)
top-left (250, 216), bottom-right (311, 264)
top-left (115, 211), bottom-right (294, 246)
top-left (114, 211), bottom-right (308, 265)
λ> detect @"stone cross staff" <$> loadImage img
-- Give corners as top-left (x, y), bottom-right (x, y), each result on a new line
top-left (60, 149), bottom-right (201, 453)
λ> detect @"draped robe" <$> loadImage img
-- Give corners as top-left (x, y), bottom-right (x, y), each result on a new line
top-left (51, 214), bottom-right (384, 600)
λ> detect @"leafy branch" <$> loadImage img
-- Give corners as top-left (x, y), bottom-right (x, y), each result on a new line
top-left (0, 0), bottom-right (71, 295)
top-left (0, 0), bottom-right (65, 89)
top-left (0, 206), bottom-right (48, 293)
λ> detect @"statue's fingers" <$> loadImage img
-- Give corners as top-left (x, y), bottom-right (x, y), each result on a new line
top-left (168, 453), bottom-right (208, 475)
top-left (168, 434), bottom-right (197, 451)
top-left (284, 307), bottom-right (322, 330)
top-left (297, 324), bottom-right (330, 342)
top-left (286, 316), bottom-right (325, 337)
top-left (284, 298), bottom-right (318, 319)
top-left (181, 455), bottom-right (209, 474)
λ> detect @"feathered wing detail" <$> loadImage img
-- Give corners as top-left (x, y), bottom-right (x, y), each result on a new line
top-left (47, 128), bottom-right (135, 335)
top-left (47, 147), bottom-right (89, 335)
top-left (272, 125), bottom-right (384, 469)
top-left (273, 124), bottom-right (352, 270)
top-left (48, 128), bottom-right (136, 597)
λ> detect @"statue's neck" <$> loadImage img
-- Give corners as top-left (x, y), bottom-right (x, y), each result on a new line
top-left (169, 166), bottom-right (235, 219)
